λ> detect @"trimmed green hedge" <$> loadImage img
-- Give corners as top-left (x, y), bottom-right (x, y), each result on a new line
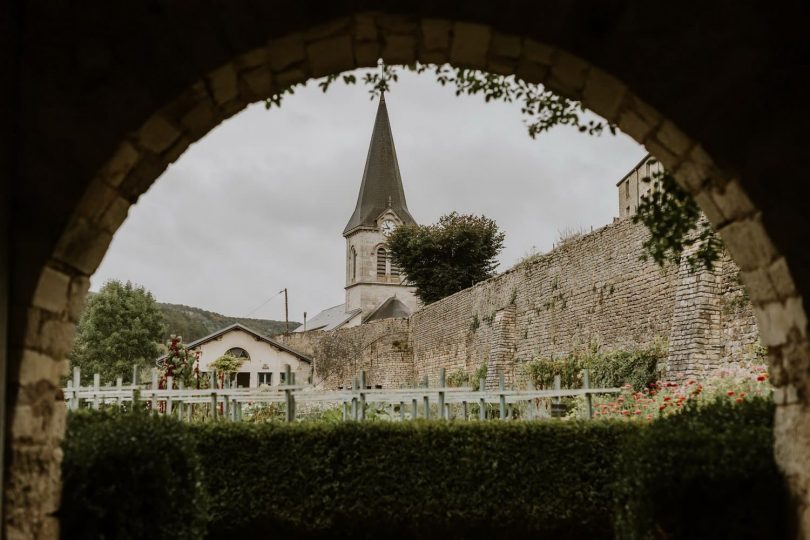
top-left (195, 421), bottom-right (628, 539)
top-left (614, 398), bottom-right (785, 539)
top-left (61, 399), bottom-right (784, 539)
top-left (60, 410), bottom-right (207, 539)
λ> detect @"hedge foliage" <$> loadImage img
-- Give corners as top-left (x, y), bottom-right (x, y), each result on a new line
top-left (61, 399), bottom-right (783, 539)
top-left (614, 398), bottom-right (785, 539)
top-left (60, 410), bottom-right (207, 539)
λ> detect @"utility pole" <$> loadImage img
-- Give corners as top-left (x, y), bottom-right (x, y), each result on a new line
top-left (283, 288), bottom-right (289, 334)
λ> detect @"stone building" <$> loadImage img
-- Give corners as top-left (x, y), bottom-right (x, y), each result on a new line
top-left (616, 154), bottom-right (662, 219)
top-left (300, 93), bottom-right (420, 332)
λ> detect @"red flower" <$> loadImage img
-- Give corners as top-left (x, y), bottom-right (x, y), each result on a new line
top-left (735, 397), bottom-right (744, 404)
top-left (727, 390), bottom-right (735, 396)
top-left (757, 374), bottom-right (767, 382)
top-left (663, 396), bottom-right (671, 402)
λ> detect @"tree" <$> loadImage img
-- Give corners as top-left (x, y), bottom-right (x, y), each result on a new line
top-left (268, 61), bottom-right (720, 270)
top-left (387, 212), bottom-right (505, 304)
top-left (70, 280), bottom-right (165, 384)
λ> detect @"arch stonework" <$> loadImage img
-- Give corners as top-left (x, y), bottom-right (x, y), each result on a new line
top-left (6, 4), bottom-right (810, 538)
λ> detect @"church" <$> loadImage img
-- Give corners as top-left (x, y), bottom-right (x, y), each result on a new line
top-left (299, 94), bottom-right (421, 332)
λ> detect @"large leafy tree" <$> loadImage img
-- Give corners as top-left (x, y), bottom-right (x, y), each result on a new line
top-left (70, 280), bottom-right (165, 384)
top-left (387, 212), bottom-right (505, 304)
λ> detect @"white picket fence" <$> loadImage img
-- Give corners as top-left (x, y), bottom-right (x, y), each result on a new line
top-left (63, 365), bottom-right (621, 422)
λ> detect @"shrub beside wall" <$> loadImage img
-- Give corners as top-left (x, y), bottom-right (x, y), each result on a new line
top-left (61, 399), bottom-right (783, 539)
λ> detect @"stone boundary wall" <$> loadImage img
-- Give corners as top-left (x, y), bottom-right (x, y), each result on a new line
top-left (286, 218), bottom-right (760, 390)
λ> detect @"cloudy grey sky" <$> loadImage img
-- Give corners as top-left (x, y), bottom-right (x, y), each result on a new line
top-left (91, 69), bottom-right (646, 324)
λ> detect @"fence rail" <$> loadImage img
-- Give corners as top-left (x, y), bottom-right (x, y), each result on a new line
top-left (63, 365), bottom-right (621, 422)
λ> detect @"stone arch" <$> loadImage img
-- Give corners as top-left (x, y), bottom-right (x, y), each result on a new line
top-left (7, 6), bottom-right (810, 537)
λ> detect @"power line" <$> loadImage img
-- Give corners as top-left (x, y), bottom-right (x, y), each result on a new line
top-left (244, 289), bottom-right (284, 318)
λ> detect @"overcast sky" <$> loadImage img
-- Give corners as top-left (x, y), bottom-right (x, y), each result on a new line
top-left (91, 69), bottom-right (646, 324)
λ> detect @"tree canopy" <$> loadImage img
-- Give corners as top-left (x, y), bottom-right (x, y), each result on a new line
top-left (70, 280), bottom-right (165, 384)
top-left (387, 212), bottom-right (505, 304)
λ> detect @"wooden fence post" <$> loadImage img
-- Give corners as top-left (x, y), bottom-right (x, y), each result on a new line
top-left (72, 367), bottom-right (81, 410)
top-left (151, 369), bottom-right (159, 413)
top-left (411, 398), bottom-right (417, 420)
top-left (422, 375), bottom-right (430, 420)
top-left (499, 371), bottom-right (506, 420)
top-left (92, 373), bottom-right (100, 410)
top-left (166, 376), bottom-right (173, 416)
top-left (359, 371), bottom-right (366, 421)
top-left (210, 391), bottom-right (218, 422)
top-left (526, 379), bottom-right (535, 420)
top-left (177, 381), bottom-right (185, 420)
top-left (115, 377), bottom-right (123, 408)
top-left (223, 377), bottom-right (230, 421)
top-left (284, 364), bottom-right (294, 422)
top-left (462, 401), bottom-right (469, 421)
top-left (583, 368), bottom-right (593, 419)
top-left (342, 401), bottom-right (349, 421)
top-left (399, 401), bottom-right (405, 421)
top-left (438, 368), bottom-right (446, 420)
top-left (479, 378), bottom-right (486, 420)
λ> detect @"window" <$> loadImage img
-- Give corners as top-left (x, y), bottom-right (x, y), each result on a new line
top-left (279, 372), bottom-right (286, 384)
top-left (235, 372), bottom-right (250, 388)
top-left (390, 258), bottom-right (400, 277)
top-left (258, 372), bottom-right (272, 386)
top-left (226, 347), bottom-right (250, 361)
top-left (377, 247), bottom-right (388, 276)
top-left (351, 247), bottom-right (357, 280)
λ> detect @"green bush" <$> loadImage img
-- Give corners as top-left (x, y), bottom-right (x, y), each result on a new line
top-left (60, 410), bottom-right (207, 539)
top-left (194, 420), bottom-right (628, 539)
top-left (523, 343), bottom-right (666, 391)
top-left (61, 400), bottom-right (784, 539)
top-left (613, 397), bottom-right (785, 539)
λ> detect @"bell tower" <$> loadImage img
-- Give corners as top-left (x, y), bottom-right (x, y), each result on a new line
top-left (343, 93), bottom-right (420, 318)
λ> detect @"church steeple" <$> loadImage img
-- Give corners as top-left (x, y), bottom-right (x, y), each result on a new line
top-left (343, 93), bottom-right (416, 236)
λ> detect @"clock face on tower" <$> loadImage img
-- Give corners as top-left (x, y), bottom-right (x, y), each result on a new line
top-left (382, 219), bottom-right (396, 236)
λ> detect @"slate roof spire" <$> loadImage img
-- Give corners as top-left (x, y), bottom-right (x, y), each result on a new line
top-left (343, 92), bottom-right (416, 235)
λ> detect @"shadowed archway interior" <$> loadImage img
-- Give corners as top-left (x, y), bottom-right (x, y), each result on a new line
top-left (5, 3), bottom-right (810, 537)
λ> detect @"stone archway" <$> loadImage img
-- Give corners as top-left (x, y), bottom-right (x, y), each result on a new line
top-left (7, 4), bottom-right (810, 538)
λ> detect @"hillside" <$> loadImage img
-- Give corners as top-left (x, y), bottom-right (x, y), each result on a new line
top-left (159, 302), bottom-right (300, 342)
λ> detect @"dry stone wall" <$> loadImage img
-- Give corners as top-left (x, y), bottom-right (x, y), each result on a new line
top-left (289, 219), bottom-right (759, 390)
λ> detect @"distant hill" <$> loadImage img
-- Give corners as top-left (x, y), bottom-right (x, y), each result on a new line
top-left (159, 302), bottom-right (300, 342)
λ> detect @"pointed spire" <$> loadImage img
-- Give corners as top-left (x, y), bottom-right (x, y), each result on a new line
top-left (343, 94), bottom-right (415, 235)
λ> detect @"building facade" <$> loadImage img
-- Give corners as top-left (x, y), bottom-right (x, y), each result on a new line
top-left (188, 323), bottom-right (311, 387)
top-left (617, 154), bottom-right (662, 219)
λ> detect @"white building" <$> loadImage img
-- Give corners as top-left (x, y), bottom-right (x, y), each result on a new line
top-left (187, 323), bottom-right (311, 388)
top-left (300, 93), bottom-right (420, 332)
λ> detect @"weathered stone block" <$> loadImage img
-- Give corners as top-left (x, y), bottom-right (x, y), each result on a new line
top-left (268, 35), bottom-right (306, 72)
top-left (421, 19), bottom-right (452, 51)
top-left (99, 142), bottom-right (139, 188)
top-left (32, 267), bottom-right (70, 314)
top-left (382, 35), bottom-right (416, 64)
top-left (490, 33), bottom-right (521, 59)
top-left (450, 22), bottom-right (490, 67)
top-left (307, 35), bottom-right (355, 77)
top-left (207, 64), bottom-right (239, 105)
top-left (582, 67), bottom-right (626, 122)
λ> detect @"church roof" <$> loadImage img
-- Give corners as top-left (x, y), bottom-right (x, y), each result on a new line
top-left (343, 93), bottom-right (416, 235)
top-left (294, 303), bottom-right (362, 332)
top-left (362, 296), bottom-right (413, 323)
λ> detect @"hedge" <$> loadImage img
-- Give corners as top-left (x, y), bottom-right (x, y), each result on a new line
top-left (60, 410), bottom-right (207, 539)
top-left (61, 399), bottom-right (784, 539)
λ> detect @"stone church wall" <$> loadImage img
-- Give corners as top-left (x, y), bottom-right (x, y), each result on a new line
top-left (286, 219), bottom-right (760, 389)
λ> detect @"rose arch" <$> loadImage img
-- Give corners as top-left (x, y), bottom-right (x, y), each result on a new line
top-left (5, 3), bottom-right (810, 538)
